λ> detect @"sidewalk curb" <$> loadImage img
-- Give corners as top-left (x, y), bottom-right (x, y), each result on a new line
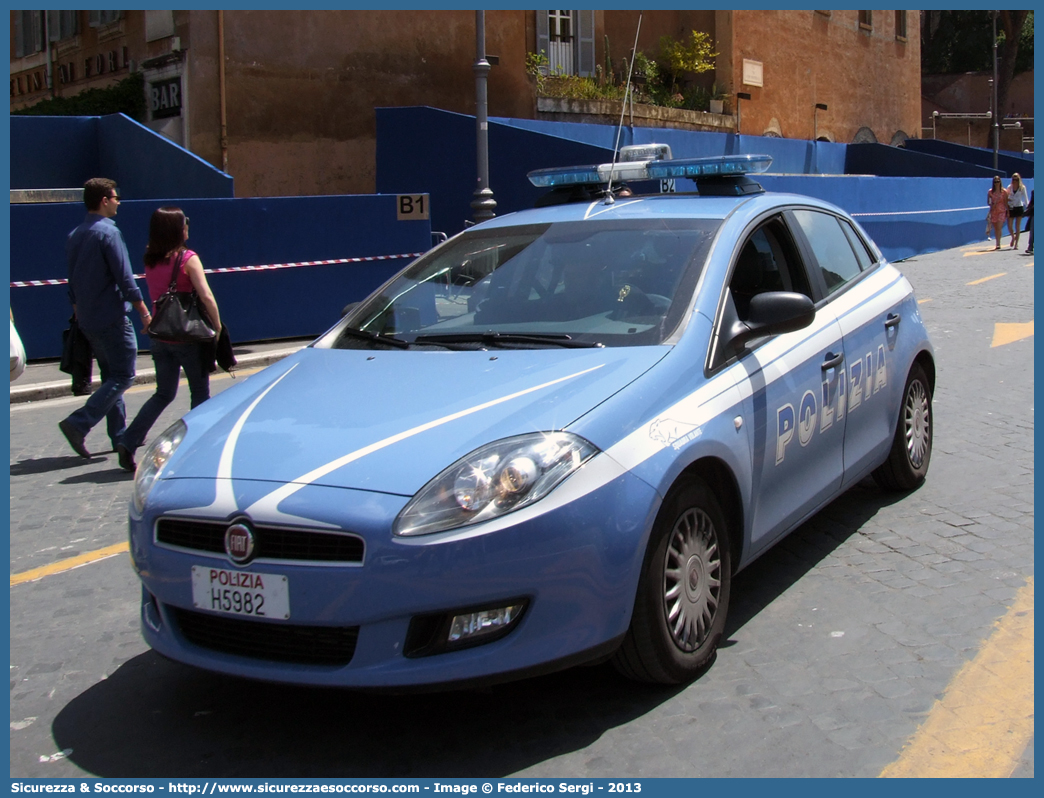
top-left (10, 348), bottom-right (300, 405)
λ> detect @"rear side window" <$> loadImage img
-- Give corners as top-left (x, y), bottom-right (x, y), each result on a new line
top-left (840, 219), bottom-right (877, 272)
top-left (792, 210), bottom-right (863, 294)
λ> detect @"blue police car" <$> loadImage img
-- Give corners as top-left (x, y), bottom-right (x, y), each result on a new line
top-left (129, 149), bottom-right (934, 687)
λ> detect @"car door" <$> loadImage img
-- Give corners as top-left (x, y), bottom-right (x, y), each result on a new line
top-left (716, 214), bottom-right (846, 558)
top-left (789, 209), bottom-right (899, 487)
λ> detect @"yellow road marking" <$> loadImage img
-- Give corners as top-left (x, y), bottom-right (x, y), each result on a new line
top-left (880, 578), bottom-right (1034, 778)
top-left (991, 321), bottom-right (1034, 348)
top-left (917, 298), bottom-right (932, 304)
top-left (963, 248), bottom-right (1003, 257)
top-left (11, 541), bottom-right (130, 586)
top-left (968, 272), bottom-right (1006, 285)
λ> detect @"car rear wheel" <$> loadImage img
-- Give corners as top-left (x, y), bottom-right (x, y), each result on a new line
top-left (613, 478), bottom-right (731, 684)
top-left (873, 362), bottom-right (932, 491)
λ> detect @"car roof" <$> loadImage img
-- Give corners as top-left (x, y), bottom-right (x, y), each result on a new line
top-left (478, 190), bottom-right (849, 229)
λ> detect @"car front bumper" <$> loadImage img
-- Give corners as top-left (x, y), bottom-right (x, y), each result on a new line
top-left (129, 461), bottom-right (659, 687)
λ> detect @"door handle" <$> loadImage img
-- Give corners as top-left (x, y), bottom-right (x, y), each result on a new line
top-left (821, 351), bottom-right (844, 371)
top-left (885, 313), bottom-right (901, 330)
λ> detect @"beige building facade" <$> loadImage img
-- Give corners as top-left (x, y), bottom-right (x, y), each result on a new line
top-left (11, 10), bottom-right (921, 198)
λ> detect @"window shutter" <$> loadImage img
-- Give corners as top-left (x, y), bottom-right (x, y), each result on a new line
top-left (63, 11), bottom-right (80, 38)
top-left (18, 11), bottom-right (43, 56)
top-left (47, 11), bottom-right (59, 42)
top-left (576, 9), bottom-right (595, 77)
top-left (536, 11), bottom-right (549, 61)
top-left (15, 12), bottom-right (25, 57)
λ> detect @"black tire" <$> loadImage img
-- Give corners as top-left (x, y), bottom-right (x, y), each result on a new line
top-left (873, 362), bottom-right (932, 491)
top-left (613, 478), bottom-right (732, 684)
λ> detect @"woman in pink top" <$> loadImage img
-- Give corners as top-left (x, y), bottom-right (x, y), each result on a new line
top-left (116, 207), bottom-right (222, 471)
top-left (987, 176), bottom-right (1010, 251)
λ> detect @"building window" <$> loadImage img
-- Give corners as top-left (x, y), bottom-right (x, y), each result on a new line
top-left (88, 11), bottom-right (123, 28)
top-left (535, 10), bottom-right (595, 77)
top-left (47, 11), bottom-right (80, 41)
top-left (14, 11), bottom-right (44, 58)
top-left (548, 10), bottom-right (574, 74)
top-left (145, 10), bottom-right (176, 42)
top-left (894, 11), bottom-right (907, 40)
top-left (858, 11), bottom-right (873, 30)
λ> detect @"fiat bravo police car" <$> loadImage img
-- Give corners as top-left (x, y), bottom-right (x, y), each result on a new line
top-left (128, 149), bottom-right (934, 687)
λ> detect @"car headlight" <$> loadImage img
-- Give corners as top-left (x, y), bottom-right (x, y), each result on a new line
top-left (133, 420), bottom-right (187, 513)
top-left (394, 432), bottom-right (598, 537)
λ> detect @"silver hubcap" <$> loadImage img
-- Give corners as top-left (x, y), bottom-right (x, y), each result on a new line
top-left (904, 379), bottom-right (930, 468)
top-left (662, 507), bottom-right (721, 652)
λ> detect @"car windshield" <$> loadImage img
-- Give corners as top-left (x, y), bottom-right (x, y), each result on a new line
top-left (320, 218), bottom-right (719, 349)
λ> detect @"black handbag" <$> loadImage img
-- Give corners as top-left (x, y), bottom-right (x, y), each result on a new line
top-left (59, 315), bottom-right (93, 392)
top-left (147, 251), bottom-right (217, 343)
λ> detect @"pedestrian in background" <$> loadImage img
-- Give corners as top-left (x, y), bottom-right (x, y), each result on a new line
top-left (58, 178), bottom-right (152, 459)
top-left (1006, 173), bottom-right (1029, 250)
top-left (1024, 190), bottom-right (1034, 255)
top-left (10, 310), bottom-right (26, 382)
top-left (117, 207), bottom-right (222, 472)
top-left (987, 176), bottom-right (1009, 251)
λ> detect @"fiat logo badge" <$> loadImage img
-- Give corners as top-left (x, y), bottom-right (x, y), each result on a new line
top-left (224, 522), bottom-right (256, 565)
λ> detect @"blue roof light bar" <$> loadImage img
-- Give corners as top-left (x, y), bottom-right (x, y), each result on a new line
top-left (527, 153), bottom-right (773, 189)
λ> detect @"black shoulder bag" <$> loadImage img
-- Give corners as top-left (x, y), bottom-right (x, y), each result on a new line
top-left (147, 251), bottom-right (217, 343)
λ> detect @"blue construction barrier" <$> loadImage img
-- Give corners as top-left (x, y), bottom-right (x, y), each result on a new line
top-left (495, 115), bottom-right (850, 175)
top-left (904, 138), bottom-right (1034, 179)
top-left (10, 113), bottom-right (234, 199)
top-left (11, 196), bottom-right (431, 359)
top-left (378, 107), bottom-right (846, 236)
top-left (755, 175), bottom-right (1033, 262)
top-left (846, 143), bottom-right (999, 178)
top-left (11, 109), bottom-right (1033, 360)
top-left (377, 106), bottom-right (1033, 262)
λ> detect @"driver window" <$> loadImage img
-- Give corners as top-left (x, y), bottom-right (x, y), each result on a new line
top-left (729, 222), bottom-right (810, 321)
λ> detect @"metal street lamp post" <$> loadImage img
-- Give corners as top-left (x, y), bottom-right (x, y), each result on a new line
top-left (991, 11), bottom-right (1000, 170)
top-left (470, 10), bottom-right (497, 223)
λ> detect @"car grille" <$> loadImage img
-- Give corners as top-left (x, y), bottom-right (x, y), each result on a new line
top-left (155, 517), bottom-right (364, 563)
top-left (171, 607), bottom-right (359, 666)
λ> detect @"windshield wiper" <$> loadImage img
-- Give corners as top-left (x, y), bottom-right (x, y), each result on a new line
top-left (337, 327), bottom-right (410, 349)
top-left (413, 332), bottom-right (603, 349)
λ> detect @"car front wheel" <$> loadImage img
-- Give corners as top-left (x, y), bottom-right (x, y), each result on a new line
top-left (613, 477), bottom-right (732, 684)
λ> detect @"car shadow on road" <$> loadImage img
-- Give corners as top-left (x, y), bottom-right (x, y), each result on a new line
top-left (723, 477), bottom-right (912, 643)
top-left (50, 479), bottom-right (912, 778)
top-left (52, 653), bottom-right (686, 778)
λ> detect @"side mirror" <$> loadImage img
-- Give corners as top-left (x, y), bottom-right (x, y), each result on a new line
top-left (725, 291), bottom-right (815, 351)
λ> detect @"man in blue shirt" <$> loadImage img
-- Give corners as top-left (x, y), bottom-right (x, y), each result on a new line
top-left (58, 178), bottom-right (152, 459)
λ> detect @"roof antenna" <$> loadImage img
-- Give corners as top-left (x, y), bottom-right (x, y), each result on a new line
top-left (605, 13), bottom-right (643, 205)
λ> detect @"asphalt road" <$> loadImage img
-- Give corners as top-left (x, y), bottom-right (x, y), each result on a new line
top-left (8, 242), bottom-right (1034, 778)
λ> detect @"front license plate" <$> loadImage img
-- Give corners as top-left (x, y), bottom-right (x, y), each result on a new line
top-left (191, 566), bottom-right (290, 620)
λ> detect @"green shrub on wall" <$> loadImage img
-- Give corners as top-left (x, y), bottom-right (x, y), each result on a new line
top-left (12, 72), bottom-right (147, 121)
top-left (528, 30), bottom-right (722, 114)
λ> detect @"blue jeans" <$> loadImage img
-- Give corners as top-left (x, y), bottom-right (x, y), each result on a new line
top-left (63, 317), bottom-right (137, 448)
top-left (121, 338), bottom-right (210, 452)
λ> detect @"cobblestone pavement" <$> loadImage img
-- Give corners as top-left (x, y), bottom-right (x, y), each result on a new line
top-left (9, 244), bottom-right (1033, 777)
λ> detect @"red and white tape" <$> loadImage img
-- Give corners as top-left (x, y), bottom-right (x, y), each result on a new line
top-left (10, 252), bottom-right (423, 288)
